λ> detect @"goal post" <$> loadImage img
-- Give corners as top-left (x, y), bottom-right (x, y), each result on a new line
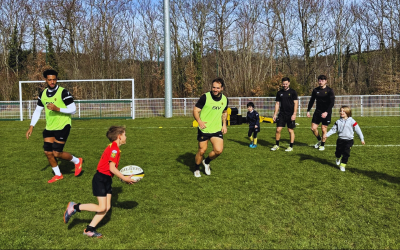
top-left (19, 79), bottom-right (135, 121)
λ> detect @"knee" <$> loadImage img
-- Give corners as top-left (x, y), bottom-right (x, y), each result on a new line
top-left (53, 151), bottom-right (62, 158)
top-left (44, 151), bottom-right (54, 158)
top-left (214, 148), bottom-right (223, 155)
top-left (198, 149), bottom-right (207, 156)
top-left (98, 206), bottom-right (108, 214)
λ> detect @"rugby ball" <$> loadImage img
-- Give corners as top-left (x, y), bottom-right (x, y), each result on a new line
top-left (119, 165), bottom-right (145, 182)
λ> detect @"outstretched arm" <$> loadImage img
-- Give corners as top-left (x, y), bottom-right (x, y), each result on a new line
top-left (26, 105), bottom-right (44, 139)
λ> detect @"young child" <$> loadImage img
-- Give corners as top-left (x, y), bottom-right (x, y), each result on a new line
top-left (63, 126), bottom-right (136, 238)
top-left (246, 102), bottom-right (260, 148)
top-left (323, 106), bottom-right (365, 172)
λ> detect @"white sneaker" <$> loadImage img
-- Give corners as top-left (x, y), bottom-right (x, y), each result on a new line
top-left (314, 141), bottom-right (321, 148)
top-left (285, 147), bottom-right (293, 152)
top-left (340, 166), bottom-right (345, 172)
top-left (194, 170), bottom-right (201, 177)
top-left (336, 158), bottom-right (341, 166)
top-left (202, 160), bottom-right (211, 175)
top-left (318, 146), bottom-right (325, 151)
top-left (271, 145), bottom-right (280, 151)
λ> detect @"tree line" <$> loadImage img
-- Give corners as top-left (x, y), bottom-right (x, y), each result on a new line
top-left (1, 0), bottom-right (400, 101)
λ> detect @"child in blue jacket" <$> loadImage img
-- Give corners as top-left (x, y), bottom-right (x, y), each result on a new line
top-left (246, 102), bottom-right (260, 148)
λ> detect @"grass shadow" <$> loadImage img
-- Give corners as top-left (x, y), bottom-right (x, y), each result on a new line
top-left (297, 153), bottom-right (339, 170)
top-left (59, 160), bottom-right (77, 176)
top-left (228, 138), bottom-right (251, 147)
top-left (348, 168), bottom-right (400, 185)
top-left (176, 152), bottom-right (196, 172)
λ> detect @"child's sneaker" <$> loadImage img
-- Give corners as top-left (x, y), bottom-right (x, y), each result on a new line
top-left (314, 141), bottom-right (321, 148)
top-left (48, 174), bottom-right (63, 183)
top-left (249, 142), bottom-right (253, 147)
top-left (335, 158), bottom-right (341, 166)
top-left (285, 147), bottom-right (293, 152)
top-left (74, 158), bottom-right (83, 176)
top-left (83, 229), bottom-right (103, 238)
top-left (270, 145), bottom-right (279, 151)
top-left (202, 160), bottom-right (211, 175)
top-left (340, 163), bottom-right (346, 172)
top-left (318, 146), bottom-right (325, 151)
top-left (194, 170), bottom-right (201, 178)
top-left (64, 201), bottom-right (77, 223)
top-left (251, 144), bottom-right (258, 148)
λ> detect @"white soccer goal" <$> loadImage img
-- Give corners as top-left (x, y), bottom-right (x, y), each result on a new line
top-left (18, 79), bottom-right (135, 121)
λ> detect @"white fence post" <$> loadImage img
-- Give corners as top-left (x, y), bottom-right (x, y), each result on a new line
top-left (298, 96), bottom-right (301, 117)
top-left (361, 96), bottom-right (363, 117)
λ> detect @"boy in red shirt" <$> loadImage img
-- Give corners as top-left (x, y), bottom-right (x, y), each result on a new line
top-left (63, 126), bottom-right (135, 238)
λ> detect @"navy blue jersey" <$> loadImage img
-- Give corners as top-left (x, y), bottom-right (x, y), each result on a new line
top-left (246, 110), bottom-right (260, 128)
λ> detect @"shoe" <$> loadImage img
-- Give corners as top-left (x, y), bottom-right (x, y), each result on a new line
top-left (314, 141), bottom-right (321, 148)
top-left (48, 174), bottom-right (63, 183)
top-left (271, 145), bottom-right (279, 151)
top-left (318, 146), bottom-right (325, 151)
top-left (75, 158), bottom-right (83, 176)
top-left (194, 170), bottom-right (201, 178)
top-left (340, 163), bottom-right (346, 172)
top-left (202, 160), bottom-right (211, 175)
top-left (64, 201), bottom-right (77, 223)
top-left (83, 229), bottom-right (103, 238)
top-left (285, 147), bottom-right (293, 152)
top-left (249, 142), bottom-right (253, 147)
top-left (336, 158), bottom-right (341, 166)
top-left (251, 144), bottom-right (258, 148)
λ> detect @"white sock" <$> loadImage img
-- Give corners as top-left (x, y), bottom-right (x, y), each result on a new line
top-left (52, 166), bottom-right (62, 176)
top-left (71, 156), bottom-right (80, 164)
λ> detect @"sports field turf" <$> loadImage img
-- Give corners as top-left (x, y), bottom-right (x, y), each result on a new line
top-left (1, 116), bottom-right (399, 249)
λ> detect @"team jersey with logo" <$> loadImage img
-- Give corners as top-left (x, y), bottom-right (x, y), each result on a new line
top-left (97, 141), bottom-right (121, 177)
top-left (275, 88), bottom-right (298, 115)
top-left (326, 117), bottom-right (364, 141)
top-left (195, 91), bottom-right (228, 134)
top-left (307, 86), bottom-right (335, 113)
top-left (40, 86), bottom-right (72, 130)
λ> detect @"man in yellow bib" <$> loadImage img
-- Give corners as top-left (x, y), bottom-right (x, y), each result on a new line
top-left (193, 78), bottom-right (228, 177)
top-left (26, 69), bottom-right (83, 183)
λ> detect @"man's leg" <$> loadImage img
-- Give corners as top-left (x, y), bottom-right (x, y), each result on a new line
top-left (202, 137), bottom-right (223, 175)
top-left (271, 127), bottom-right (282, 151)
top-left (194, 140), bottom-right (208, 177)
top-left (311, 123), bottom-right (322, 148)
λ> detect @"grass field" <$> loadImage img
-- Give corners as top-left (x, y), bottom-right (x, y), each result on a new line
top-left (1, 116), bottom-right (399, 249)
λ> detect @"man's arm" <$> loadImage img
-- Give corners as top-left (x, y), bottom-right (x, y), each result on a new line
top-left (193, 106), bottom-right (206, 129)
top-left (221, 110), bottom-right (227, 134)
top-left (26, 105), bottom-right (44, 139)
top-left (307, 90), bottom-right (316, 117)
top-left (292, 100), bottom-right (298, 121)
top-left (273, 101), bottom-right (280, 122)
top-left (46, 102), bottom-right (76, 114)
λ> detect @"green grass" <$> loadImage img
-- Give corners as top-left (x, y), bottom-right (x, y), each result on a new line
top-left (1, 116), bottom-right (400, 249)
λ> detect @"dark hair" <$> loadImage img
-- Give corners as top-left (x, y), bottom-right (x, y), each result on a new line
top-left (247, 102), bottom-right (255, 108)
top-left (106, 126), bottom-right (126, 142)
top-left (317, 75), bottom-right (327, 80)
top-left (282, 77), bottom-right (290, 82)
top-left (212, 77), bottom-right (225, 88)
top-left (43, 69), bottom-right (58, 78)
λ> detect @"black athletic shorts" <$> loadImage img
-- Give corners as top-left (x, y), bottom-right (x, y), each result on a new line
top-left (42, 124), bottom-right (71, 142)
top-left (92, 171), bottom-right (113, 197)
top-left (276, 113), bottom-right (296, 129)
top-left (197, 128), bottom-right (223, 142)
top-left (312, 111), bottom-right (332, 126)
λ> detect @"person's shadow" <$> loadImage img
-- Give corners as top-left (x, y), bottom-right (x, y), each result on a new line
top-left (41, 159), bottom-right (83, 176)
top-left (297, 153), bottom-right (339, 170)
top-left (67, 187), bottom-right (138, 230)
top-left (176, 152), bottom-right (196, 172)
top-left (348, 168), bottom-right (400, 185)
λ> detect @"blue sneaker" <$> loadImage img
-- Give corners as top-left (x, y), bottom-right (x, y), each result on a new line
top-left (249, 142), bottom-right (253, 147)
top-left (64, 201), bottom-right (77, 223)
top-left (250, 144), bottom-right (258, 148)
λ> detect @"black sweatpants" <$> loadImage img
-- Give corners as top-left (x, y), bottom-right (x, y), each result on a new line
top-left (335, 139), bottom-right (354, 164)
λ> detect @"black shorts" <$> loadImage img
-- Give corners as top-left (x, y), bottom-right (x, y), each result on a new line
top-left (43, 124), bottom-right (71, 142)
top-left (312, 111), bottom-right (332, 126)
top-left (92, 171), bottom-right (113, 197)
top-left (276, 114), bottom-right (296, 129)
top-left (197, 128), bottom-right (223, 142)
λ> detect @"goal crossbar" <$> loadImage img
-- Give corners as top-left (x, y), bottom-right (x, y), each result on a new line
top-left (19, 79), bottom-right (135, 121)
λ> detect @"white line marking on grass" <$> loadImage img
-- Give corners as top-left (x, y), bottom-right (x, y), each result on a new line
top-left (308, 144), bottom-right (400, 147)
